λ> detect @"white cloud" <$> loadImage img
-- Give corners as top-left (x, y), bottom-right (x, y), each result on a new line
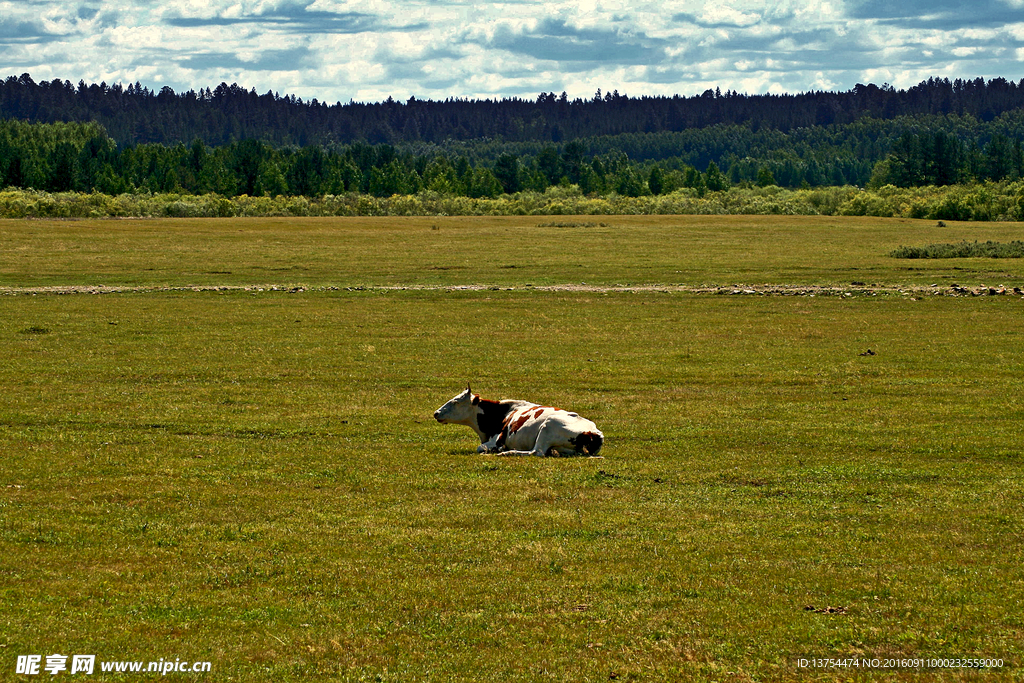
top-left (961, 28), bottom-right (1000, 40)
top-left (700, 4), bottom-right (761, 27)
top-left (102, 25), bottom-right (165, 48)
top-left (809, 71), bottom-right (836, 89)
top-left (3, 0), bottom-right (1024, 102)
top-left (1006, 22), bottom-right (1024, 39)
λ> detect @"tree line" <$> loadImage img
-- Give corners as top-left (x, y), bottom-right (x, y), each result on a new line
top-left (2, 117), bottom-right (1024, 200)
top-left (869, 131), bottom-right (1024, 187)
top-left (0, 119), bottom-right (741, 198)
top-left (5, 73), bottom-right (1024, 148)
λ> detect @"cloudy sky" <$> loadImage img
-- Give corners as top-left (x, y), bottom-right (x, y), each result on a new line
top-left (3, 0), bottom-right (1024, 103)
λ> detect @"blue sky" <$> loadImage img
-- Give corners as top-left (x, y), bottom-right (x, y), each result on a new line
top-left (3, 0), bottom-right (1024, 103)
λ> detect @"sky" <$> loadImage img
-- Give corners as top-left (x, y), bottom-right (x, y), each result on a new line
top-left (3, 0), bottom-right (1024, 103)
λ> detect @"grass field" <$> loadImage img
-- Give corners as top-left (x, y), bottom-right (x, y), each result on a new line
top-left (4, 214), bottom-right (1024, 290)
top-left (2, 215), bottom-right (1023, 681)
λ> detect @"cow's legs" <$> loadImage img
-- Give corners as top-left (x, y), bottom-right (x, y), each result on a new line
top-left (477, 433), bottom-right (503, 453)
top-left (495, 424), bottom-right (569, 457)
top-left (495, 448), bottom-right (543, 457)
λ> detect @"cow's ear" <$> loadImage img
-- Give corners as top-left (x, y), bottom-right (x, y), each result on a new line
top-left (472, 394), bottom-right (480, 405)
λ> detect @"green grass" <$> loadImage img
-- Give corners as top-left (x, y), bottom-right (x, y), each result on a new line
top-left (2, 216), bottom-right (1023, 681)
top-left (3, 214), bottom-right (1024, 290)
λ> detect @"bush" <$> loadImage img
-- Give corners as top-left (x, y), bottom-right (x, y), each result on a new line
top-left (891, 240), bottom-right (1024, 258)
top-left (1, 183), bottom-right (1023, 220)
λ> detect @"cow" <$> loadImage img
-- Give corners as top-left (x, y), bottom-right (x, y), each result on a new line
top-left (433, 385), bottom-right (604, 457)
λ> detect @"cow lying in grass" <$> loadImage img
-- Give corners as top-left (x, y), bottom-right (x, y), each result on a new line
top-left (433, 385), bottom-right (604, 457)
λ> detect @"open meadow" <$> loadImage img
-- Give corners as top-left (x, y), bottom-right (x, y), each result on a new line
top-left (2, 215), bottom-right (1023, 681)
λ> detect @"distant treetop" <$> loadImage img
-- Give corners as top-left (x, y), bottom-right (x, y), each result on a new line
top-left (3, 74), bottom-right (1024, 148)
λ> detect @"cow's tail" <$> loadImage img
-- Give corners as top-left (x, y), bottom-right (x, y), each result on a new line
top-left (576, 431), bottom-right (603, 456)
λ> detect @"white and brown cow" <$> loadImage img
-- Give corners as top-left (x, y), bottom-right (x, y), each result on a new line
top-left (433, 385), bottom-right (603, 457)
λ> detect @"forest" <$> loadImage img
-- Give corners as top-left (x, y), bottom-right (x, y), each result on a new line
top-left (5, 73), bottom-right (1024, 147)
top-left (2, 74), bottom-right (1024, 220)
top-left (1, 114), bottom-right (1023, 200)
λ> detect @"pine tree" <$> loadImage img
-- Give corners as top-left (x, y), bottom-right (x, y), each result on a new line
top-left (648, 166), bottom-right (664, 195)
top-left (704, 161), bottom-right (728, 191)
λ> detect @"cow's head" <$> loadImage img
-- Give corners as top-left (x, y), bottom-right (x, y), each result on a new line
top-left (433, 384), bottom-right (478, 424)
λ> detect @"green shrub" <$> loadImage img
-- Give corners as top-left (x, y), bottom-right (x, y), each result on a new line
top-left (2, 183), bottom-right (1024, 220)
top-left (891, 240), bottom-right (1024, 258)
